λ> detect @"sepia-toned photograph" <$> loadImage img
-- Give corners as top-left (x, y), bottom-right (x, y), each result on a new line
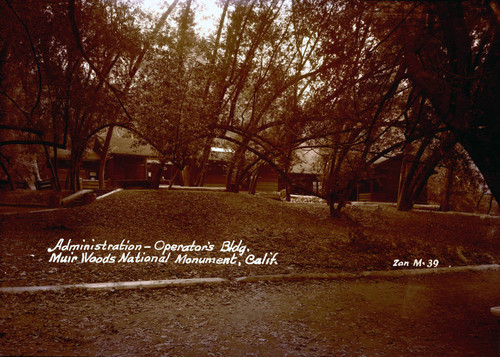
top-left (1, 0), bottom-right (499, 355)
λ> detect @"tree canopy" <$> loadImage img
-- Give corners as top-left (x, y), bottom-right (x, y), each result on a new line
top-left (1, 0), bottom-right (498, 215)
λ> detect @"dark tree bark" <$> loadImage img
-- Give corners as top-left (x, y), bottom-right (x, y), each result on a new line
top-left (0, 156), bottom-right (14, 190)
top-left (68, 156), bottom-right (82, 192)
top-left (150, 159), bottom-right (166, 189)
top-left (98, 125), bottom-right (114, 189)
top-left (440, 165), bottom-right (454, 212)
top-left (195, 0), bottom-right (230, 187)
top-left (41, 144), bottom-right (61, 191)
top-left (168, 167), bottom-right (180, 189)
top-left (182, 164), bottom-right (194, 187)
top-left (248, 165), bottom-right (262, 195)
top-left (401, 2), bottom-right (500, 203)
top-left (397, 133), bottom-right (456, 211)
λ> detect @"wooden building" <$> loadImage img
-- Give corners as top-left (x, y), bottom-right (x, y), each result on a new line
top-left (50, 136), bottom-right (159, 188)
top-left (356, 155), bottom-right (427, 204)
top-left (202, 148), bottom-right (280, 192)
top-left (94, 136), bottom-right (157, 186)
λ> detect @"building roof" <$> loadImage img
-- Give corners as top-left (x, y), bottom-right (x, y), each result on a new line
top-left (105, 137), bottom-right (159, 157)
top-left (51, 136), bottom-right (159, 162)
top-left (209, 146), bottom-right (233, 162)
top-left (51, 148), bottom-right (101, 161)
top-left (373, 156), bottom-right (390, 165)
top-left (372, 153), bottom-right (403, 166)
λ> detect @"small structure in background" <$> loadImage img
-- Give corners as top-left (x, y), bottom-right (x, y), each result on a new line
top-left (279, 149), bottom-right (322, 196)
top-left (49, 148), bottom-right (101, 188)
top-left (93, 136), bottom-right (158, 188)
top-left (35, 133), bottom-right (498, 214)
top-left (48, 132), bottom-right (159, 190)
top-left (356, 155), bottom-right (427, 204)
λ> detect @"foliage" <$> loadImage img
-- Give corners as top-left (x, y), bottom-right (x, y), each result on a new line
top-left (1, 0), bottom-right (146, 190)
top-left (1, 0), bottom-right (498, 215)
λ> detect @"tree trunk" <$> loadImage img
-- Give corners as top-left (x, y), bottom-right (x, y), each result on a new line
top-left (225, 161), bottom-right (237, 192)
top-left (69, 158), bottom-right (82, 192)
top-left (226, 145), bottom-right (246, 193)
top-left (460, 139), bottom-right (500, 208)
top-left (332, 180), bottom-right (357, 217)
top-left (168, 167), bottom-right (180, 189)
top-left (98, 125), bottom-right (114, 189)
top-left (41, 144), bottom-right (61, 191)
top-left (397, 133), bottom-right (456, 211)
top-left (182, 164), bottom-right (193, 186)
top-left (329, 192), bottom-right (342, 218)
top-left (487, 194), bottom-right (493, 215)
top-left (397, 155), bottom-right (416, 211)
top-left (195, 139), bottom-right (212, 186)
top-left (402, 8), bottom-right (500, 205)
top-left (150, 159), bottom-right (166, 189)
top-left (248, 165), bottom-right (262, 195)
top-left (440, 165), bottom-right (454, 212)
top-left (397, 137), bottom-right (431, 211)
top-left (194, 0), bottom-right (230, 188)
top-left (0, 158), bottom-right (14, 190)
top-left (285, 184), bottom-right (291, 202)
top-left (397, 159), bottom-right (436, 212)
top-left (51, 145), bottom-right (61, 191)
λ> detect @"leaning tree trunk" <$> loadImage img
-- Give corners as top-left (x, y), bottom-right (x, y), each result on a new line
top-left (150, 159), bottom-right (166, 189)
top-left (195, 139), bottom-right (213, 187)
top-left (402, 17), bottom-right (500, 207)
top-left (460, 138), bottom-right (500, 209)
top-left (51, 145), bottom-right (61, 191)
top-left (487, 195), bottom-right (493, 215)
top-left (397, 155), bottom-right (418, 212)
top-left (168, 167), bottom-right (180, 189)
top-left (397, 138), bottom-right (430, 211)
top-left (40, 144), bottom-right (61, 191)
top-left (226, 145), bottom-right (246, 193)
top-left (248, 165), bottom-right (262, 195)
top-left (397, 158), bottom-right (436, 212)
top-left (0, 157), bottom-right (14, 190)
top-left (329, 192), bottom-right (342, 218)
top-left (98, 125), bottom-right (114, 189)
top-left (397, 133), bottom-right (456, 211)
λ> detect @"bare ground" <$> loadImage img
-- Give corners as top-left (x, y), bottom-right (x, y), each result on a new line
top-left (0, 189), bottom-right (499, 287)
top-left (1, 272), bottom-right (499, 356)
top-left (0, 189), bottom-right (500, 356)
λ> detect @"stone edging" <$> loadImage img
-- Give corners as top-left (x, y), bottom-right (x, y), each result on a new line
top-left (96, 188), bottom-right (123, 200)
top-left (1, 264), bottom-right (499, 294)
top-left (0, 277), bottom-right (227, 293)
top-left (234, 264), bottom-right (500, 282)
top-left (0, 188), bottom-right (123, 216)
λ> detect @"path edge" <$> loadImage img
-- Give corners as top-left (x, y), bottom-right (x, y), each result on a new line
top-left (235, 264), bottom-right (500, 283)
top-left (1, 264), bottom-right (499, 293)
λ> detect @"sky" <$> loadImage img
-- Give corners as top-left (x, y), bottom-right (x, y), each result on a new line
top-left (138, 0), bottom-right (223, 36)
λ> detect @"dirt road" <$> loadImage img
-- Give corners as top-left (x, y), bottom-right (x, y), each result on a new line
top-left (1, 270), bottom-right (499, 356)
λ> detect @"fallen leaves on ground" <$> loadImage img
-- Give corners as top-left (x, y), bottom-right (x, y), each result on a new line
top-left (0, 189), bottom-right (498, 287)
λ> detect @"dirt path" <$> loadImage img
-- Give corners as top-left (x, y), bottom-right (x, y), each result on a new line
top-left (1, 271), bottom-right (499, 356)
